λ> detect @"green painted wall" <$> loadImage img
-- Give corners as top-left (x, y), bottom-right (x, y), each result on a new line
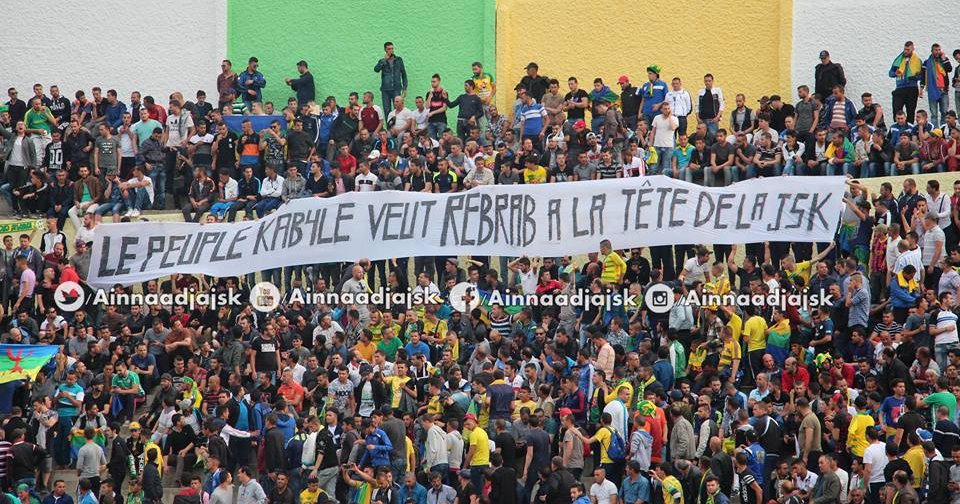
top-left (227, 0), bottom-right (496, 108)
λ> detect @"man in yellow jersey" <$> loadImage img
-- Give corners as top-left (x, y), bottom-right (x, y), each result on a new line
top-left (471, 62), bottom-right (496, 108)
top-left (463, 413), bottom-right (490, 493)
top-left (846, 395), bottom-right (874, 458)
top-left (778, 241), bottom-right (835, 286)
top-left (652, 462), bottom-right (684, 504)
top-left (741, 305), bottom-right (768, 385)
top-left (717, 326), bottom-right (741, 384)
top-left (600, 239), bottom-right (627, 286)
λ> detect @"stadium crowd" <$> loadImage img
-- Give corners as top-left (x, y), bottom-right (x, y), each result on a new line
top-left (0, 39), bottom-right (959, 504)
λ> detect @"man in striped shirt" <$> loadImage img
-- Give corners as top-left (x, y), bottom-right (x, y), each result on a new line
top-left (599, 240), bottom-right (626, 286)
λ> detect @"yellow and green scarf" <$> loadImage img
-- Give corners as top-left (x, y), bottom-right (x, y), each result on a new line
top-left (896, 271), bottom-right (919, 293)
top-left (893, 52), bottom-right (922, 79)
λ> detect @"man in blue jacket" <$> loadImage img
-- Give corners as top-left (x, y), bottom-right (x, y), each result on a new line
top-left (889, 41), bottom-right (923, 122)
top-left (820, 85), bottom-right (857, 134)
top-left (235, 57), bottom-right (267, 110)
top-left (374, 42), bottom-right (408, 116)
top-left (359, 417), bottom-right (393, 470)
top-left (921, 43), bottom-right (954, 127)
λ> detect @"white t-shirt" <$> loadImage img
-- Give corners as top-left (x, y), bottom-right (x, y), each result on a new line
top-left (128, 175), bottom-right (154, 204)
top-left (519, 268), bottom-right (538, 295)
top-left (165, 112), bottom-right (195, 147)
top-left (355, 172), bottom-right (378, 192)
top-left (590, 479), bottom-right (618, 504)
top-left (935, 309), bottom-right (959, 346)
top-left (682, 257), bottom-right (710, 284)
top-left (412, 108), bottom-right (429, 130)
top-left (651, 114), bottom-right (679, 148)
top-left (388, 107), bottom-right (415, 133)
top-left (862, 441), bottom-right (888, 483)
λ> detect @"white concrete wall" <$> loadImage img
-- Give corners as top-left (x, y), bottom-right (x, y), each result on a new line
top-left (0, 0), bottom-right (227, 107)
top-left (791, 0), bottom-right (960, 120)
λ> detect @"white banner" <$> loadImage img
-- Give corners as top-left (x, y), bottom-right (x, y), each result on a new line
top-left (88, 176), bottom-right (847, 287)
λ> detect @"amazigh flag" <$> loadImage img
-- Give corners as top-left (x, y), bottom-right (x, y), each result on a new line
top-left (893, 52), bottom-right (922, 79)
top-left (0, 344), bottom-right (59, 383)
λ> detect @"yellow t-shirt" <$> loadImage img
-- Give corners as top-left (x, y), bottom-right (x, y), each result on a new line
top-left (726, 313), bottom-right (743, 342)
top-left (406, 436), bottom-right (416, 472)
top-left (473, 72), bottom-right (495, 101)
top-left (594, 426), bottom-right (613, 464)
top-left (601, 251), bottom-right (627, 285)
top-left (355, 340), bottom-right (377, 363)
top-left (846, 412), bottom-right (875, 458)
top-left (299, 489), bottom-right (328, 504)
top-left (468, 426), bottom-right (490, 466)
top-left (423, 318), bottom-right (448, 342)
top-left (743, 315), bottom-right (768, 352)
top-left (786, 260), bottom-right (813, 285)
top-left (512, 399), bottom-right (537, 421)
top-left (903, 444), bottom-right (925, 488)
top-left (719, 340), bottom-right (741, 370)
top-left (522, 165), bottom-right (548, 184)
top-left (383, 375), bottom-right (411, 408)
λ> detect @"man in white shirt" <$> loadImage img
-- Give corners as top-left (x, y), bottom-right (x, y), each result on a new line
top-left (355, 161), bottom-right (379, 192)
top-left (254, 165), bottom-right (284, 217)
top-left (922, 212), bottom-right (947, 289)
top-left (121, 164), bottom-right (153, 217)
top-left (589, 467), bottom-right (618, 504)
top-left (665, 77), bottom-right (693, 135)
top-left (387, 96), bottom-right (415, 140)
top-left (650, 102), bottom-right (679, 175)
top-left (412, 96), bottom-right (430, 136)
top-left (209, 169), bottom-right (237, 221)
top-left (463, 157), bottom-right (494, 188)
top-left (861, 426), bottom-right (888, 501)
top-left (679, 246), bottom-right (712, 287)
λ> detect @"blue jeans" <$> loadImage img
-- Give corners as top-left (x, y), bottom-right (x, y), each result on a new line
top-left (55, 414), bottom-right (75, 466)
top-left (734, 163), bottom-right (756, 182)
top-left (654, 147), bottom-right (673, 175)
top-left (930, 92), bottom-right (950, 127)
top-left (149, 166), bottom-right (165, 209)
top-left (784, 159), bottom-right (800, 176)
top-left (95, 200), bottom-right (126, 216)
top-left (922, 162), bottom-right (946, 173)
top-left (704, 120), bottom-right (719, 137)
top-left (381, 89), bottom-right (400, 116)
top-left (705, 166), bottom-right (731, 186)
top-left (127, 187), bottom-right (150, 211)
top-left (757, 162), bottom-right (781, 177)
top-left (254, 197), bottom-right (282, 218)
top-left (889, 162), bottom-right (920, 176)
top-left (210, 201), bottom-right (233, 219)
top-left (427, 121), bottom-right (446, 140)
top-left (936, 343), bottom-right (955, 371)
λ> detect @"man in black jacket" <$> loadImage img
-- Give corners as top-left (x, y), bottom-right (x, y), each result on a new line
top-left (107, 422), bottom-right (132, 493)
top-left (815, 51), bottom-right (847, 100)
top-left (488, 453), bottom-right (516, 504)
top-left (263, 413), bottom-right (287, 494)
top-left (142, 447), bottom-right (163, 504)
top-left (542, 456), bottom-right (577, 504)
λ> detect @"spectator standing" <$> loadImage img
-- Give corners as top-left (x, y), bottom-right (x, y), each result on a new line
top-left (374, 42), bottom-right (408, 116)
top-left (889, 41), bottom-right (923, 122)
top-left (815, 51), bottom-right (847, 101)
top-left (286, 60), bottom-right (316, 106)
top-left (922, 43), bottom-right (953, 127)
top-left (236, 57), bottom-right (267, 111)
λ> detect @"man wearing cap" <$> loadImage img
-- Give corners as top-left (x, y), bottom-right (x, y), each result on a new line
top-left (768, 96), bottom-right (795, 132)
top-left (286, 60), bottom-right (315, 106)
top-left (815, 50), bottom-right (847, 103)
top-left (921, 128), bottom-right (947, 173)
top-left (640, 65), bottom-right (668, 128)
top-left (519, 63), bottom-right (549, 103)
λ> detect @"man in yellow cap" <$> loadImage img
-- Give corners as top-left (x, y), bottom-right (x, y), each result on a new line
top-left (921, 127), bottom-right (947, 172)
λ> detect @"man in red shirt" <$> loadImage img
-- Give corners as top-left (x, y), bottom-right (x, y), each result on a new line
top-left (781, 357), bottom-right (810, 391)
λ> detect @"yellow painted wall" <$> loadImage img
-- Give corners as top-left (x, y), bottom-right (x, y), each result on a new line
top-left (496, 0), bottom-right (793, 123)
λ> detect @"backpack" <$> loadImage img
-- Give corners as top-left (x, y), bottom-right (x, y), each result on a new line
top-left (286, 433), bottom-right (307, 470)
top-left (606, 427), bottom-right (627, 462)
